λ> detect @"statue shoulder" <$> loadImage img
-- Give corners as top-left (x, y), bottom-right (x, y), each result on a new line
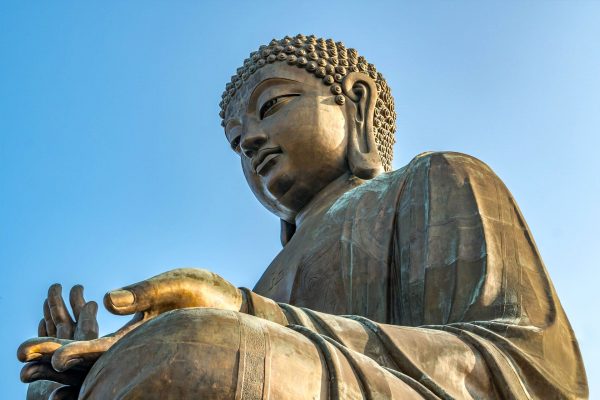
top-left (390, 151), bottom-right (510, 215)
top-left (339, 151), bottom-right (503, 215)
top-left (400, 151), bottom-right (501, 185)
top-left (406, 150), bottom-right (495, 172)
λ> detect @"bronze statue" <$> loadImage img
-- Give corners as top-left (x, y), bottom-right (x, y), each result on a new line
top-left (18, 34), bottom-right (588, 399)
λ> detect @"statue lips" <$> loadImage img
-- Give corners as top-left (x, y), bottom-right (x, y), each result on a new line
top-left (253, 147), bottom-right (282, 176)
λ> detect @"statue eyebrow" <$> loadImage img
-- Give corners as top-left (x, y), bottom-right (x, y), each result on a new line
top-left (248, 78), bottom-right (301, 112)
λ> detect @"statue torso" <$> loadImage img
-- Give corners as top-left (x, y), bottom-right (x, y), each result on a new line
top-left (254, 167), bottom-right (408, 322)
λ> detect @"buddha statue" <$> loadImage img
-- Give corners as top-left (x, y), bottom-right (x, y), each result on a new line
top-left (18, 34), bottom-right (588, 399)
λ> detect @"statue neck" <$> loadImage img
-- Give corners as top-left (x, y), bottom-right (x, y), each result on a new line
top-left (294, 172), bottom-right (364, 229)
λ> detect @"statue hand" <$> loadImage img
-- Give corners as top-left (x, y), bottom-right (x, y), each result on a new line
top-left (103, 268), bottom-right (245, 318)
top-left (19, 269), bottom-right (244, 399)
top-left (18, 284), bottom-right (99, 400)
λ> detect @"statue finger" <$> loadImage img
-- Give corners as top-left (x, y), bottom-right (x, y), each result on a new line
top-left (103, 279), bottom-right (154, 315)
top-left (21, 362), bottom-right (85, 386)
top-left (48, 284), bottom-right (75, 339)
top-left (68, 285), bottom-right (86, 321)
top-left (52, 317), bottom-right (144, 372)
top-left (49, 385), bottom-right (80, 400)
top-left (38, 318), bottom-right (48, 337)
top-left (74, 301), bottom-right (99, 341)
top-left (26, 380), bottom-right (63, 400)
top-left (18, 337), bottom-right (72, 363)
top-left (43, 300), bottom-right (57, 337)
top-left (51, 336), bottom-right (116, 372)
top-left (21, 362), bottom-right (52, 383)
top-left (104, 268), bottom-right (214, 315)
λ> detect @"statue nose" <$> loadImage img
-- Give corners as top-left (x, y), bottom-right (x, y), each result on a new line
top-left (240, 131), bottom-right (268, 159)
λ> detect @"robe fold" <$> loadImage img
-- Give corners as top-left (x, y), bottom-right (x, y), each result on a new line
top-left (251, 151), bottom-right (587, 399)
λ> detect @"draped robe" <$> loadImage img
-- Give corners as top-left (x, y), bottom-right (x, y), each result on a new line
top-left (248, 151), bottom-right (586, 399)
top-left (81, 152), bottom-right (587, 399)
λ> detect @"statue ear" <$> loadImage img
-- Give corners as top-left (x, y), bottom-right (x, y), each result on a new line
top-left (341, 72), bottom-right (384, 179)
top-left (280, 219), bottom-right (296, 246)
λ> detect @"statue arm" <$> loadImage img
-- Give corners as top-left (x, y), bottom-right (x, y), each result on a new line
top-left (391, 152), bottom-right (587, 398)
top-left (240, 270), bottom-right (587, 399)
top-left (238, 288), bottom-right (497, 398)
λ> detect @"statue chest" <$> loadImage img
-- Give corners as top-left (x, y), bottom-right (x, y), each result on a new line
top-left (253, 218), bottom-right (348, 312)
top-left (254, 173), bottom-right (404, 319)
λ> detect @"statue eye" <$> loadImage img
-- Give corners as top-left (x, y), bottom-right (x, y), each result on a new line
top-left (259, 94), bottom-right (299, 120)
top-left (230, 136), bottom-right (241, 153)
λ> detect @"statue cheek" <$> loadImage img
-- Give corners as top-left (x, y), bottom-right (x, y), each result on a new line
top-left (241, 159), bottom-right (259, 187)
top-left (241, 160), bottom-right (270, 202)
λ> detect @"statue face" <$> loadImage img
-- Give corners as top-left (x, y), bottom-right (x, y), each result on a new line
top-left (224, 63), bottom-right (350, 221)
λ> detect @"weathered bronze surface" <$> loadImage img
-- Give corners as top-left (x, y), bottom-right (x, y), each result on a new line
top-left (18, 34), bottom-right (588, 399)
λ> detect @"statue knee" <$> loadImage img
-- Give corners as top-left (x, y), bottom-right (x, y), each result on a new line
top-left (80, 308), bottom-right (243, 399)
top-left (81, 309), bottom-right (328, 399)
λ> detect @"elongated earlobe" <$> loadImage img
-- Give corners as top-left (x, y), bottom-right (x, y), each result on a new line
top-left (341, 72), bottom-right (384, 179)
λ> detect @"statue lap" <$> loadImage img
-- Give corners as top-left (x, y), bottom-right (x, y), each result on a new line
top-left (79, 308), bottom-right (328, 399)
top-left (79, 308), bottom-right (424, 399)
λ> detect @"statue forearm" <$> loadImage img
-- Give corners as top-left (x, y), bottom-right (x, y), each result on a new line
top-left (239, 287), bottom-right (289, 325)
top-left (240, 288), bottom-right (500, 398)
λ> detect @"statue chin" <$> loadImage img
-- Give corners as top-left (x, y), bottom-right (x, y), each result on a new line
top-left (79, 308), bottom-right (242, 400)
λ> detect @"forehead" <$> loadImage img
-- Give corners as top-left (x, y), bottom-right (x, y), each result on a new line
top-left (224, 63), bottom-right (323, 122)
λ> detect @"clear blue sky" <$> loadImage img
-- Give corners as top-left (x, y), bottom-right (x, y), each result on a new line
top-left (1, 1), bottom-right (598, 397)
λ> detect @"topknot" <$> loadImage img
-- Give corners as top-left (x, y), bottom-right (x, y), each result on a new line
top-left (220, 34), bottom-right (396, 172)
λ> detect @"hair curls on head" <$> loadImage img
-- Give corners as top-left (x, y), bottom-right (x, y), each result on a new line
top-left (220, 34), bottom-right (396, 172)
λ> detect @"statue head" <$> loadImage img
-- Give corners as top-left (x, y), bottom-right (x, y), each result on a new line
top-left (221, 34), bottom-right (396, 226)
